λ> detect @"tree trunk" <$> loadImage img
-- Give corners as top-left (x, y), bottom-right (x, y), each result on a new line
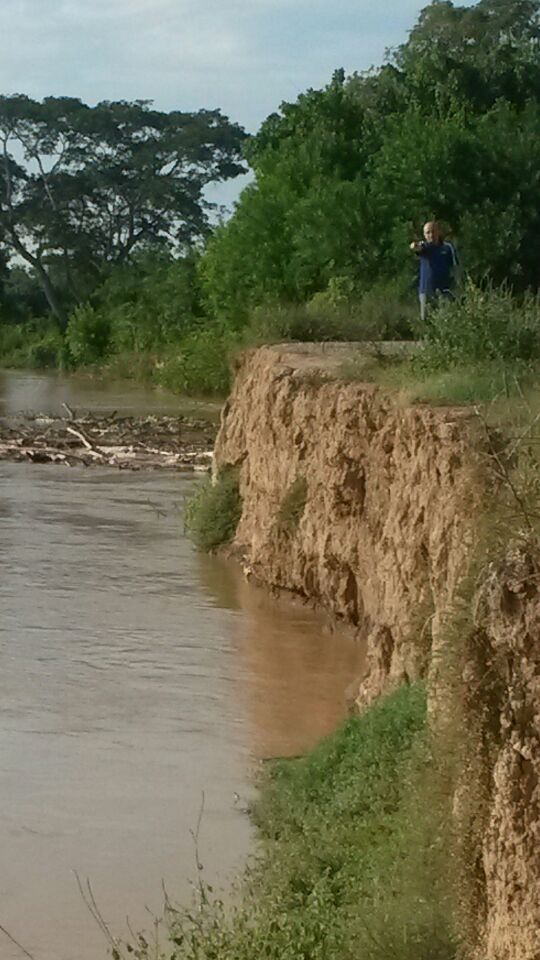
top-left (7, 231), bottom-right (68, 330)
top-left (34, 261), bottom-right (68, 330)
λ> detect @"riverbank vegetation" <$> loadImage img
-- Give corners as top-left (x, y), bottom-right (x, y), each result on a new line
top-left (184, 467), bottom-right (242, 551)
top-left (339, 281), bottom-right (540, 404)
top-left (112, 682), bottom-right (459, 960)
top-left (2, 0), bottom-right (540, 403)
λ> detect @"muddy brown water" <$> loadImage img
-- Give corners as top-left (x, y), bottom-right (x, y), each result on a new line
top-left (0, 371), bottom-right (365, 960)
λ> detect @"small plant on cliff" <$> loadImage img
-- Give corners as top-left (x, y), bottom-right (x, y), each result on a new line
top-left (184, 466), bottom-right (242, 551)
top-left (276, 477), bottom-right (308, 536)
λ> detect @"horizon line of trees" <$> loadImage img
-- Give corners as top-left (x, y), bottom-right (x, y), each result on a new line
top-left (2, 0), bottom-right (540, 378)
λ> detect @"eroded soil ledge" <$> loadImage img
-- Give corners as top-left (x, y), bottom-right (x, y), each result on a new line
top-left (215, 343), bottom-right (540, 960)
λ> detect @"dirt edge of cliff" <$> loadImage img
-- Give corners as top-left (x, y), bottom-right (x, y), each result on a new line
top-left (213, 344), bottom-right (540, 960)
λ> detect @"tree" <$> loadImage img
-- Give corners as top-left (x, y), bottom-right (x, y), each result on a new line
top-left (0, 96), bottom-right (246, 327)
top-left (393, 0), bottom-right (540, 112)
top-left (200, 0), bottom-right (540, 317)
top-left (200, 71), bottom-right (380, 316)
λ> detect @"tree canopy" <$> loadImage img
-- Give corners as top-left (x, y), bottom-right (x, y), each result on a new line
top-left (200, 0), bottom-right (540, 319)
top-left (0, 96), bottom-right (246, 325)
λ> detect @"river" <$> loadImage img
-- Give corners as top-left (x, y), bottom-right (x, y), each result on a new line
top-left (0, 370), bottom-right (364, 960)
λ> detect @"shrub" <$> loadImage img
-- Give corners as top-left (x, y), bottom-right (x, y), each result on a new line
top-left (308, 277), bottom-right (416, 341)
top-left (0, 319), bottom-right (63, 368)
top-left (247, 280), bottom-right (416, 345)
top-left (184, 467), bottom-right (242, 551)
top-left (156, 325), bottom-right (240, 396)
top-left (419, 281), bottom-right (540, 368)
top-left (65, 303), bottom-right (111, 365)
top-left (24, 333), bottom-right (64, 369)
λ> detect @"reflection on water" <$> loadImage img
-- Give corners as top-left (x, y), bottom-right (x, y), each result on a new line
top-left (0, 371), bottom-right (365, 960)
top-left (197, 553), bottom-right (365, 758)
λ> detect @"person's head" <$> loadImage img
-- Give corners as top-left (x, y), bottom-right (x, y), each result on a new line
top-left (423, 220), bottom-right (442, 244)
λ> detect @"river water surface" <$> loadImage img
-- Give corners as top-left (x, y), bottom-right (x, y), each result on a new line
top-left (0, 370), bottom-right (364, 960)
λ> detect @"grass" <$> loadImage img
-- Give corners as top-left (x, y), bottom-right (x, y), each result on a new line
top-left (184, 467), bottom-right (242, 552)
top-left (244, 284), bottom-right (416, 347)
top-left (114, 683), bottom-right (458, 960)
top-left (337, 352), bottom-right (540, 407)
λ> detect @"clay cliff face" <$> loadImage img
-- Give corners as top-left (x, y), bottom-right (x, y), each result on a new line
top-left (214, 344), bottom-right (540, 960)
top-left (464, 548), bottom-right (540, 960)
top-left (215, 345), bottom-right (485, 701)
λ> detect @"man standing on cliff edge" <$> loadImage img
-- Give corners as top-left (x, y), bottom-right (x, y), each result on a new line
top-left (410, 220), bottom-right (459, 321)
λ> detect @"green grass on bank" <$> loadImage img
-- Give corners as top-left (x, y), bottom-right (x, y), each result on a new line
top-left (118, 684), bottom-right (458, 960)
top-left (339, 353), bottom-right (540, 406)
top-left (3, 281), bottom-right (540, 405)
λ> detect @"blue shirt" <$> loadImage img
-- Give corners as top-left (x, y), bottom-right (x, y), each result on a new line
top-left (417, 241), bottom-right (458, 295)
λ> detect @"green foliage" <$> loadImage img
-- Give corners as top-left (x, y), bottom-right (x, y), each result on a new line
top-left (382, 359), bottom-right (537, 406)
top-left (120, 684), bottom-right (457, 960)
top-left (276, 477), bottom-right (308, 535)
top-left (98, 254), bottom-right (204, 353)
top-left (333, 283), bottom-right (540, 404)
top-left (156, 323), bottom-right (238, 396)
top-left (199, 0), bottom-right (540, 318)
top-left (246, 280), bottom-right (416, 345)
top-left (394, 0), bottom-right (540, 113)
top-left (0, 95), bottom-right (246, 324)
top-left (0, 318), bottom-right (63, 368)
top-left (420, 281), bottom-right (540, 367)
top-left (62, 255), bottom-right (223, 389)
top-left (65, 303), bottom-right (111, 365)
top-left (184, 467), bottom-right (242, 551)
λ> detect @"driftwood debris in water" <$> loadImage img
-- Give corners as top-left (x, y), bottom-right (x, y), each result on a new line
top-left (0, 412), bottom-right (217, 471)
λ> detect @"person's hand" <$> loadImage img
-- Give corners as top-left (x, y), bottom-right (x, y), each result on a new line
top-left (409, 240), bottom-right (421, 251)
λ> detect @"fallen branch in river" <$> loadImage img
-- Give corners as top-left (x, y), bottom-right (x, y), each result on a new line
top-left (0, 411), bottom-right (217, 471)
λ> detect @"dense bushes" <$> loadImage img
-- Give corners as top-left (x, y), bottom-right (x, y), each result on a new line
top-left (420, 282), bottom-right (540, 367)
top-left (0, 319), bottom-right (64, 369)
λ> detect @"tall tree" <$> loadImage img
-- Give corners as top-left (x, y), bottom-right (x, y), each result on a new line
top-left (200, 0), bottom-right (540, 316)
top-left (393, 0), bottom-right (540, 111)
top-left (0, 96), bottom-right (246, 326)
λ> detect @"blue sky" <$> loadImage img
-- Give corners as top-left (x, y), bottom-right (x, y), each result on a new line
top-left (1, 0), bottom-right (467, 209)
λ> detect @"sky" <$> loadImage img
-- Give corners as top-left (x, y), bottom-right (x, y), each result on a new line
top-left (1, 0), bottom-right (467, 210)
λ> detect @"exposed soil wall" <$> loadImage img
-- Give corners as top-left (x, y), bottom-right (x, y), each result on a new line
top-left (463, 548), bottom-right (540, 960)
top-left (214, 344), bottom-right (540, 959)
top-left (215, 345), bottom-right (485, 701)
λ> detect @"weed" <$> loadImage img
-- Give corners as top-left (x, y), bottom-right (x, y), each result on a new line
top-left (184, 467), bottom-right (242, 552)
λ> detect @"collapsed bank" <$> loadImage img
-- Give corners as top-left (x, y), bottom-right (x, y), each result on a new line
top-left (209, 343), bottom-right (540, 960)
